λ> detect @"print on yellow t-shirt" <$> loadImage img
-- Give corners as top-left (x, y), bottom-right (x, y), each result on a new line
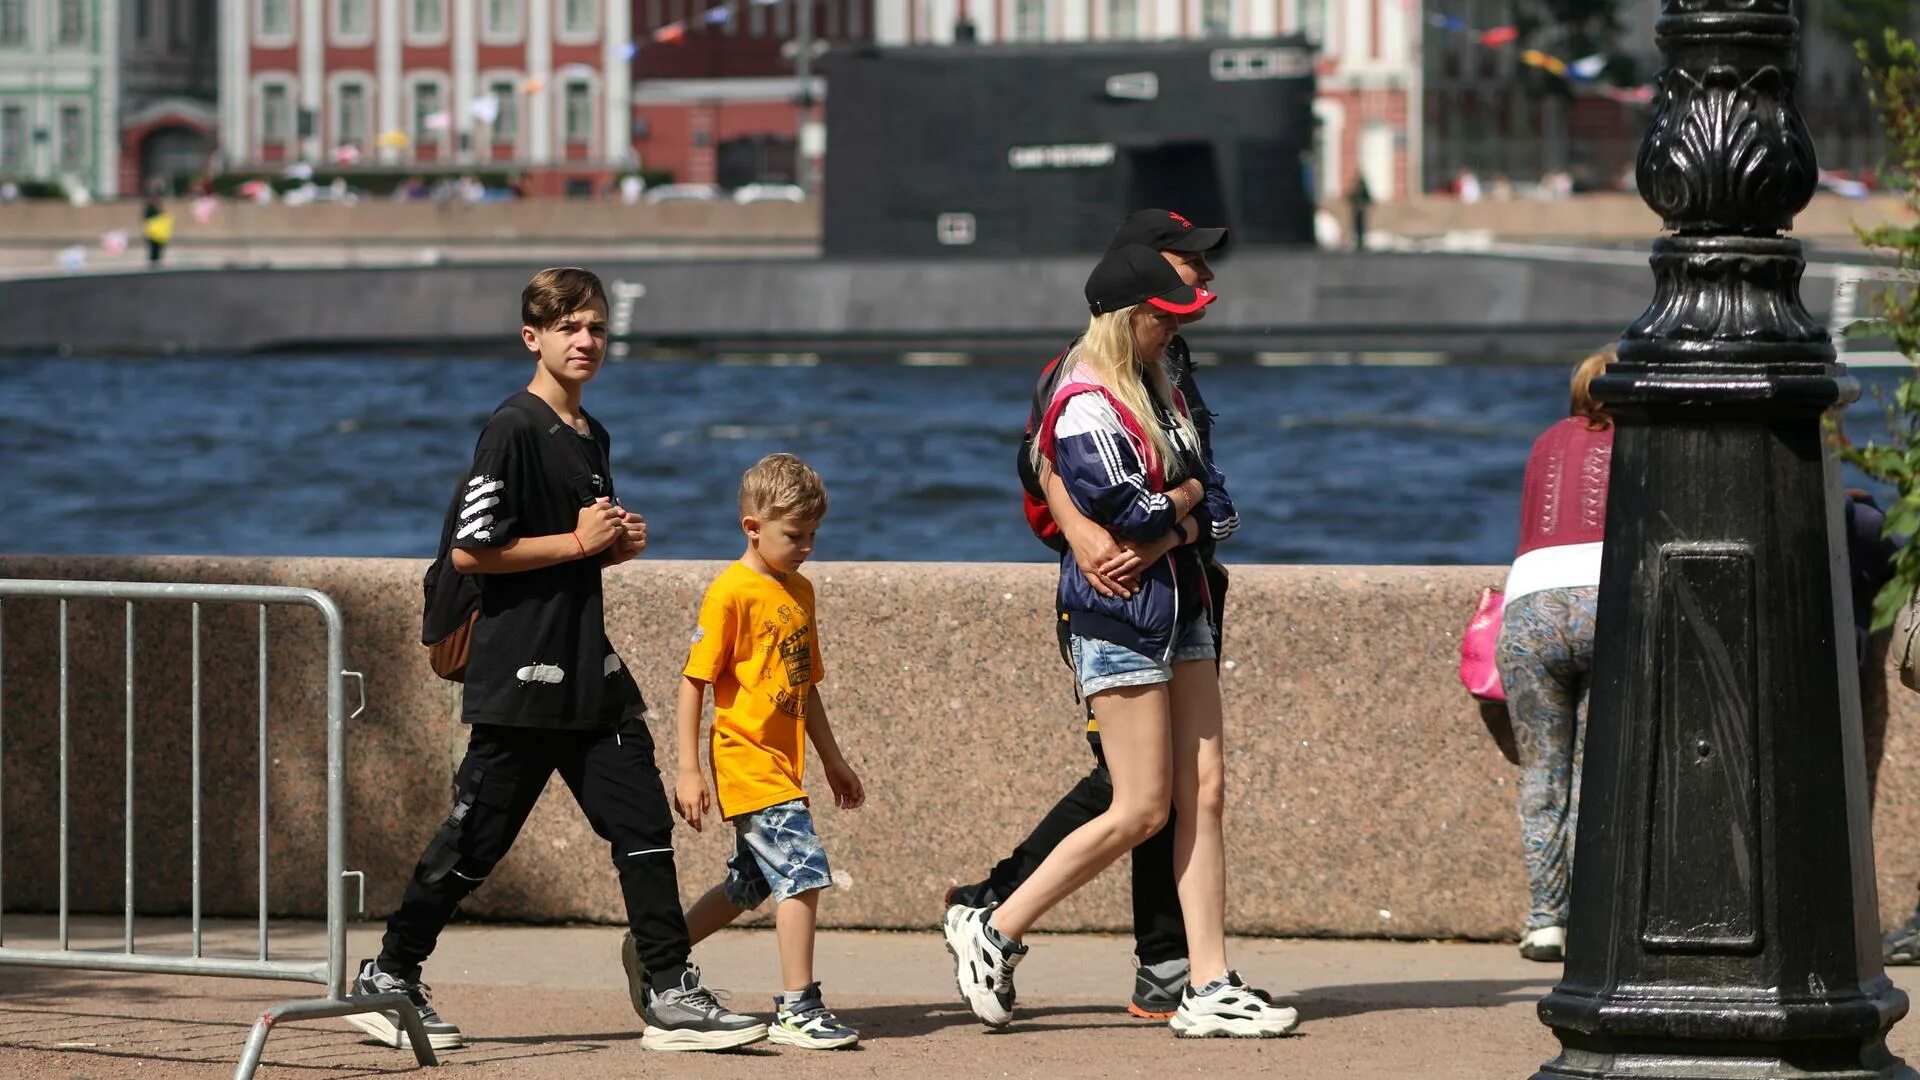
top-left (683, 561), bottom-right (826, 819)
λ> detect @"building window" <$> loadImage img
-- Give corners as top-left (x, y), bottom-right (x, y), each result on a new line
top-left (412, 80), bottom-right (442, 144)
top-left (488, 78), bottom-right (519, 142)
top-left (563, 81), bottom-right (592, 145)
top-left (1013, 0), bottom-right (1044, 40)
top-left (336, 82), bottom-right (368, 149)
top-left (259, 0), bottom-right (291, 36)
top-left (1202, 0), bottom-right (1230, 36)
top-left (56, 0), bottom-right (86, 44)
top-left (334, 0), bottom-right (371, 39)
top-left (135, 0), bottom-right (152, 41)
top-left (0, 104), bottom-right (24, 171)
top-left (0, 0), bottom-right (24, 46)
top-left (58, 104), bottom-right (86, 171)
top-left (1106, 0), bottom-right (1135, 38)
top-left (261, 84), bottom-right (290, 147)
top-left (561, 0), bottom-right (595, 36)
top-left (484, 0), bottom-right (519, 37)
top-left (409, 0), bottom-right (444, 37)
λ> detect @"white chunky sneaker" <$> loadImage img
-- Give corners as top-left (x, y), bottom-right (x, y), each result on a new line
top-left (943, 904), bottom-right (1026, 1029)
top-left (1519, 925), bottom-right (1566, 962)
top-left (1169, 971), bottom-right (1299, 1039)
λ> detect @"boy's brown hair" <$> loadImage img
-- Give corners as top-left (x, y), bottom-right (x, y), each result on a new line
top-left (521, 267), bottom-right (608, 329)
top-left (740, 453), bottom-right (829, 523)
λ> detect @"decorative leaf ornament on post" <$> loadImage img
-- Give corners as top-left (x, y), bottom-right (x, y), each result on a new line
top-left (1530, 1), bottom-right (1914, 1077)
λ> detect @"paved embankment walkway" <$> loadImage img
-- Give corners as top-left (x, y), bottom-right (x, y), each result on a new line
top-left (3, 918), bottom-right (1920, 1078)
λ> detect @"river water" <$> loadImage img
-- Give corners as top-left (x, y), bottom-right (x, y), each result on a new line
top-left (0, 353), bottom-right (1903, 566)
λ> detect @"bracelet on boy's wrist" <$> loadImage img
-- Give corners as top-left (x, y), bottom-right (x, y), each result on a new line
top-left (571, 531), bottom-right (587, 559)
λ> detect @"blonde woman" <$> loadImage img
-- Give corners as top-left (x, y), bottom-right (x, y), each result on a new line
top-left (943, 245), bottom-right (1295, 1039)
top-left (1494, 347), bottom-right (1615, 963)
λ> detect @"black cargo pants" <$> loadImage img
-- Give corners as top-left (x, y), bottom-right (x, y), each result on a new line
top-left (379, 722), bottom-right (691, 981)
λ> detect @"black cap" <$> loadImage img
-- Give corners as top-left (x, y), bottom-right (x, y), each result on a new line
top-left (1085, 244), bottom-right (1218, 316)
top-left (1107, 209), bottom-right (1228, 254)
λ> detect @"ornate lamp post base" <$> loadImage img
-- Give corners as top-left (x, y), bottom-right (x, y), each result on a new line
top-left (1530, 3), bottom-right (1912, 1079)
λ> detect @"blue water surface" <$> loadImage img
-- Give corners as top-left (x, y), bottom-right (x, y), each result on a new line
top-left (0, 355), bottom-right (1903, 565)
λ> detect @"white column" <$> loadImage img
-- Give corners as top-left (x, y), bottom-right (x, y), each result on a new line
top-left (874, 0), bottom-right (908, 45)
top-left (98, 0), bottom-right (120, 195)
top-left (301, 0), bottom-right (324, 159)
top-left (1061, 0), bottom-right (1087, 41)
top-left (931, 0), bottom-right (956, 43)
top-left (602, 0), bottom-right (629, 164)
top-left (1248, 0), bottom-right (1275, 37)
top-left (1152, 0), bottom-right (1179, 39)
top-left (221, 0), bottom-right (250, 165)
top-left (378, 0), bottom-right (400, 161)
top-left (455, 0), bottom-right (477, 162)
top-left (528, 0), bottom-right (551, 162)
top-left (1403, 0), bottom-right (1423, 194)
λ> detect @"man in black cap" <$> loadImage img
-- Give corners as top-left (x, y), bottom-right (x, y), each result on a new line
top-left (944, 209), bottom-right (1231, 1020)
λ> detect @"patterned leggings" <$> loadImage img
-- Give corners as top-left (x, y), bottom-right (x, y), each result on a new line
top-left (1494, 586), bottom-right (1598, 932)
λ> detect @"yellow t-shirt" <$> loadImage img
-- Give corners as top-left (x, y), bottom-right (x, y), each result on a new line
top-left (683, 561), bottom-right (825, 819)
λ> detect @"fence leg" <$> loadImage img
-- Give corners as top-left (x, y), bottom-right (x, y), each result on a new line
top-left (232, 992), bottom-right (440, 1080)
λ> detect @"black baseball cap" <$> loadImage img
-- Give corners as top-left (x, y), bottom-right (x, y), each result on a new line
top-left (1108, 209), bottom-right (1228, 254)
top-left (1086, 244), bottom-right (1218, 316)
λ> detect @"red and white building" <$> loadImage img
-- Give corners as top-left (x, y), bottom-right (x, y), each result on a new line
top-left (218, 0), bottom-right (635, 193)
top-left (627, 0), bottom-right (867, 186)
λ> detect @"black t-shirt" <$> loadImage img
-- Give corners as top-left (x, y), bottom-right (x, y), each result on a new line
top-left (452, 390), bottom-right (645, 731)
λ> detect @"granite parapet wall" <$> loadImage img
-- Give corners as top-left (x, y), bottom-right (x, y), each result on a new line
top-left (0, 556), bottom-right (1913, 941)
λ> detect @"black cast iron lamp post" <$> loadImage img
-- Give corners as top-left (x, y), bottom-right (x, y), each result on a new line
top-left (1532, 0), bottom-right (1913, 1077)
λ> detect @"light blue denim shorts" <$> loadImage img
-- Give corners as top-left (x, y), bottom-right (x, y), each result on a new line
top-left (723, 799), bottom-right (833, 908)
top-left (1070, 619), bottom-right (1217, 698)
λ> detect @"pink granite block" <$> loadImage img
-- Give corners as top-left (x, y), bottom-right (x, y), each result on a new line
top-left (0, 555), bottom-right (1907, 944)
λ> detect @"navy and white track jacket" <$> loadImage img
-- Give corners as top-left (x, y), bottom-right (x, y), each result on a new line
top-left (1038, 365), bottom-right (1239, 659)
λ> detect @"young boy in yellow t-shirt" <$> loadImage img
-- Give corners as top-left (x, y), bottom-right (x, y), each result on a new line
top-left (669, 452), bottom-right (865, 1049)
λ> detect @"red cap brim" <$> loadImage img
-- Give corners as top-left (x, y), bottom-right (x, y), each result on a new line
top-left (1147, 286), bottom-right (1217, 316)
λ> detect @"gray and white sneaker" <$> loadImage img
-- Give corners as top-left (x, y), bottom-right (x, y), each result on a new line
top-left (1169, 970), bottom-right (1299, 1038)
top-left (943, 904), bottom-right (1026, 1028)
top-left (344, 958), bottom-right (465, 1051)
top-left (769, 982), bottom-right (859, 1049)
top-left (641, 966), bottom-right (769, 1052)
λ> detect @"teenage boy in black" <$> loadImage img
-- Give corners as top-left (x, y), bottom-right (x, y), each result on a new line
top-left (944, 210), bottom-right (1231, 1020)
top-left (351, 267), bottom-right (767, 1054)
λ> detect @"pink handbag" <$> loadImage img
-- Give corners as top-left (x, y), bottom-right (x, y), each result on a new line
top-left (1459, 586), bottom-right (1506, 703)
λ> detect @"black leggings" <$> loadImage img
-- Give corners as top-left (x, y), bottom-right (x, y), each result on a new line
top-left (380, 723), bottom-right (691, 983)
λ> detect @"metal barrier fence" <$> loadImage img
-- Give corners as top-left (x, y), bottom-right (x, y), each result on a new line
top-left (0, 579), bottom-right (436, 1079)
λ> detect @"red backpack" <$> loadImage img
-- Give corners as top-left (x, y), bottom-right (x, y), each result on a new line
top-left (1016, 347), bottom-right (1074, 553)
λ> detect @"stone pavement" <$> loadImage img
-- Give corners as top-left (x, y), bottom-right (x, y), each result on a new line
top-left (3, 918), bottom-right (1918, 1079)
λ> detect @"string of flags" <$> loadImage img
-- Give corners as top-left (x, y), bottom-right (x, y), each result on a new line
top-left (646, 0), bottom-right (784, 49)
top-left (1423, 12), bottom-right (1651, 103)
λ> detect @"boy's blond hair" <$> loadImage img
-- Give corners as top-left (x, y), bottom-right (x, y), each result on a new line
top-left (739, 453), bottom-right (828, 522)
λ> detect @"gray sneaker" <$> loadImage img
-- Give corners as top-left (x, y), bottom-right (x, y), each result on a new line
top-left (1885, 910), bottom-right (1920, 965)
top-left (344, 958), bottom-right (465, 1051)
top-left (641, 966), bottom-right (770, 1052)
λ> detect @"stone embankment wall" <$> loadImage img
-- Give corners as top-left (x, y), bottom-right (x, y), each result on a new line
top-left (0, 555), bottom-right (1913, 940)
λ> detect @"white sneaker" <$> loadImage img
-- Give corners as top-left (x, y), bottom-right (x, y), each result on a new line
top-left (942, 904), bottom-right (1025, 1028)
top-left (1169, 971), bottom-right (1299, 1038)
top-left (1519, 926), bottom-right (1566, 962)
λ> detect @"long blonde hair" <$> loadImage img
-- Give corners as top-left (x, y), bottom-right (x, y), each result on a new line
top-left (1034, 305), bottom-right (1199, 482)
